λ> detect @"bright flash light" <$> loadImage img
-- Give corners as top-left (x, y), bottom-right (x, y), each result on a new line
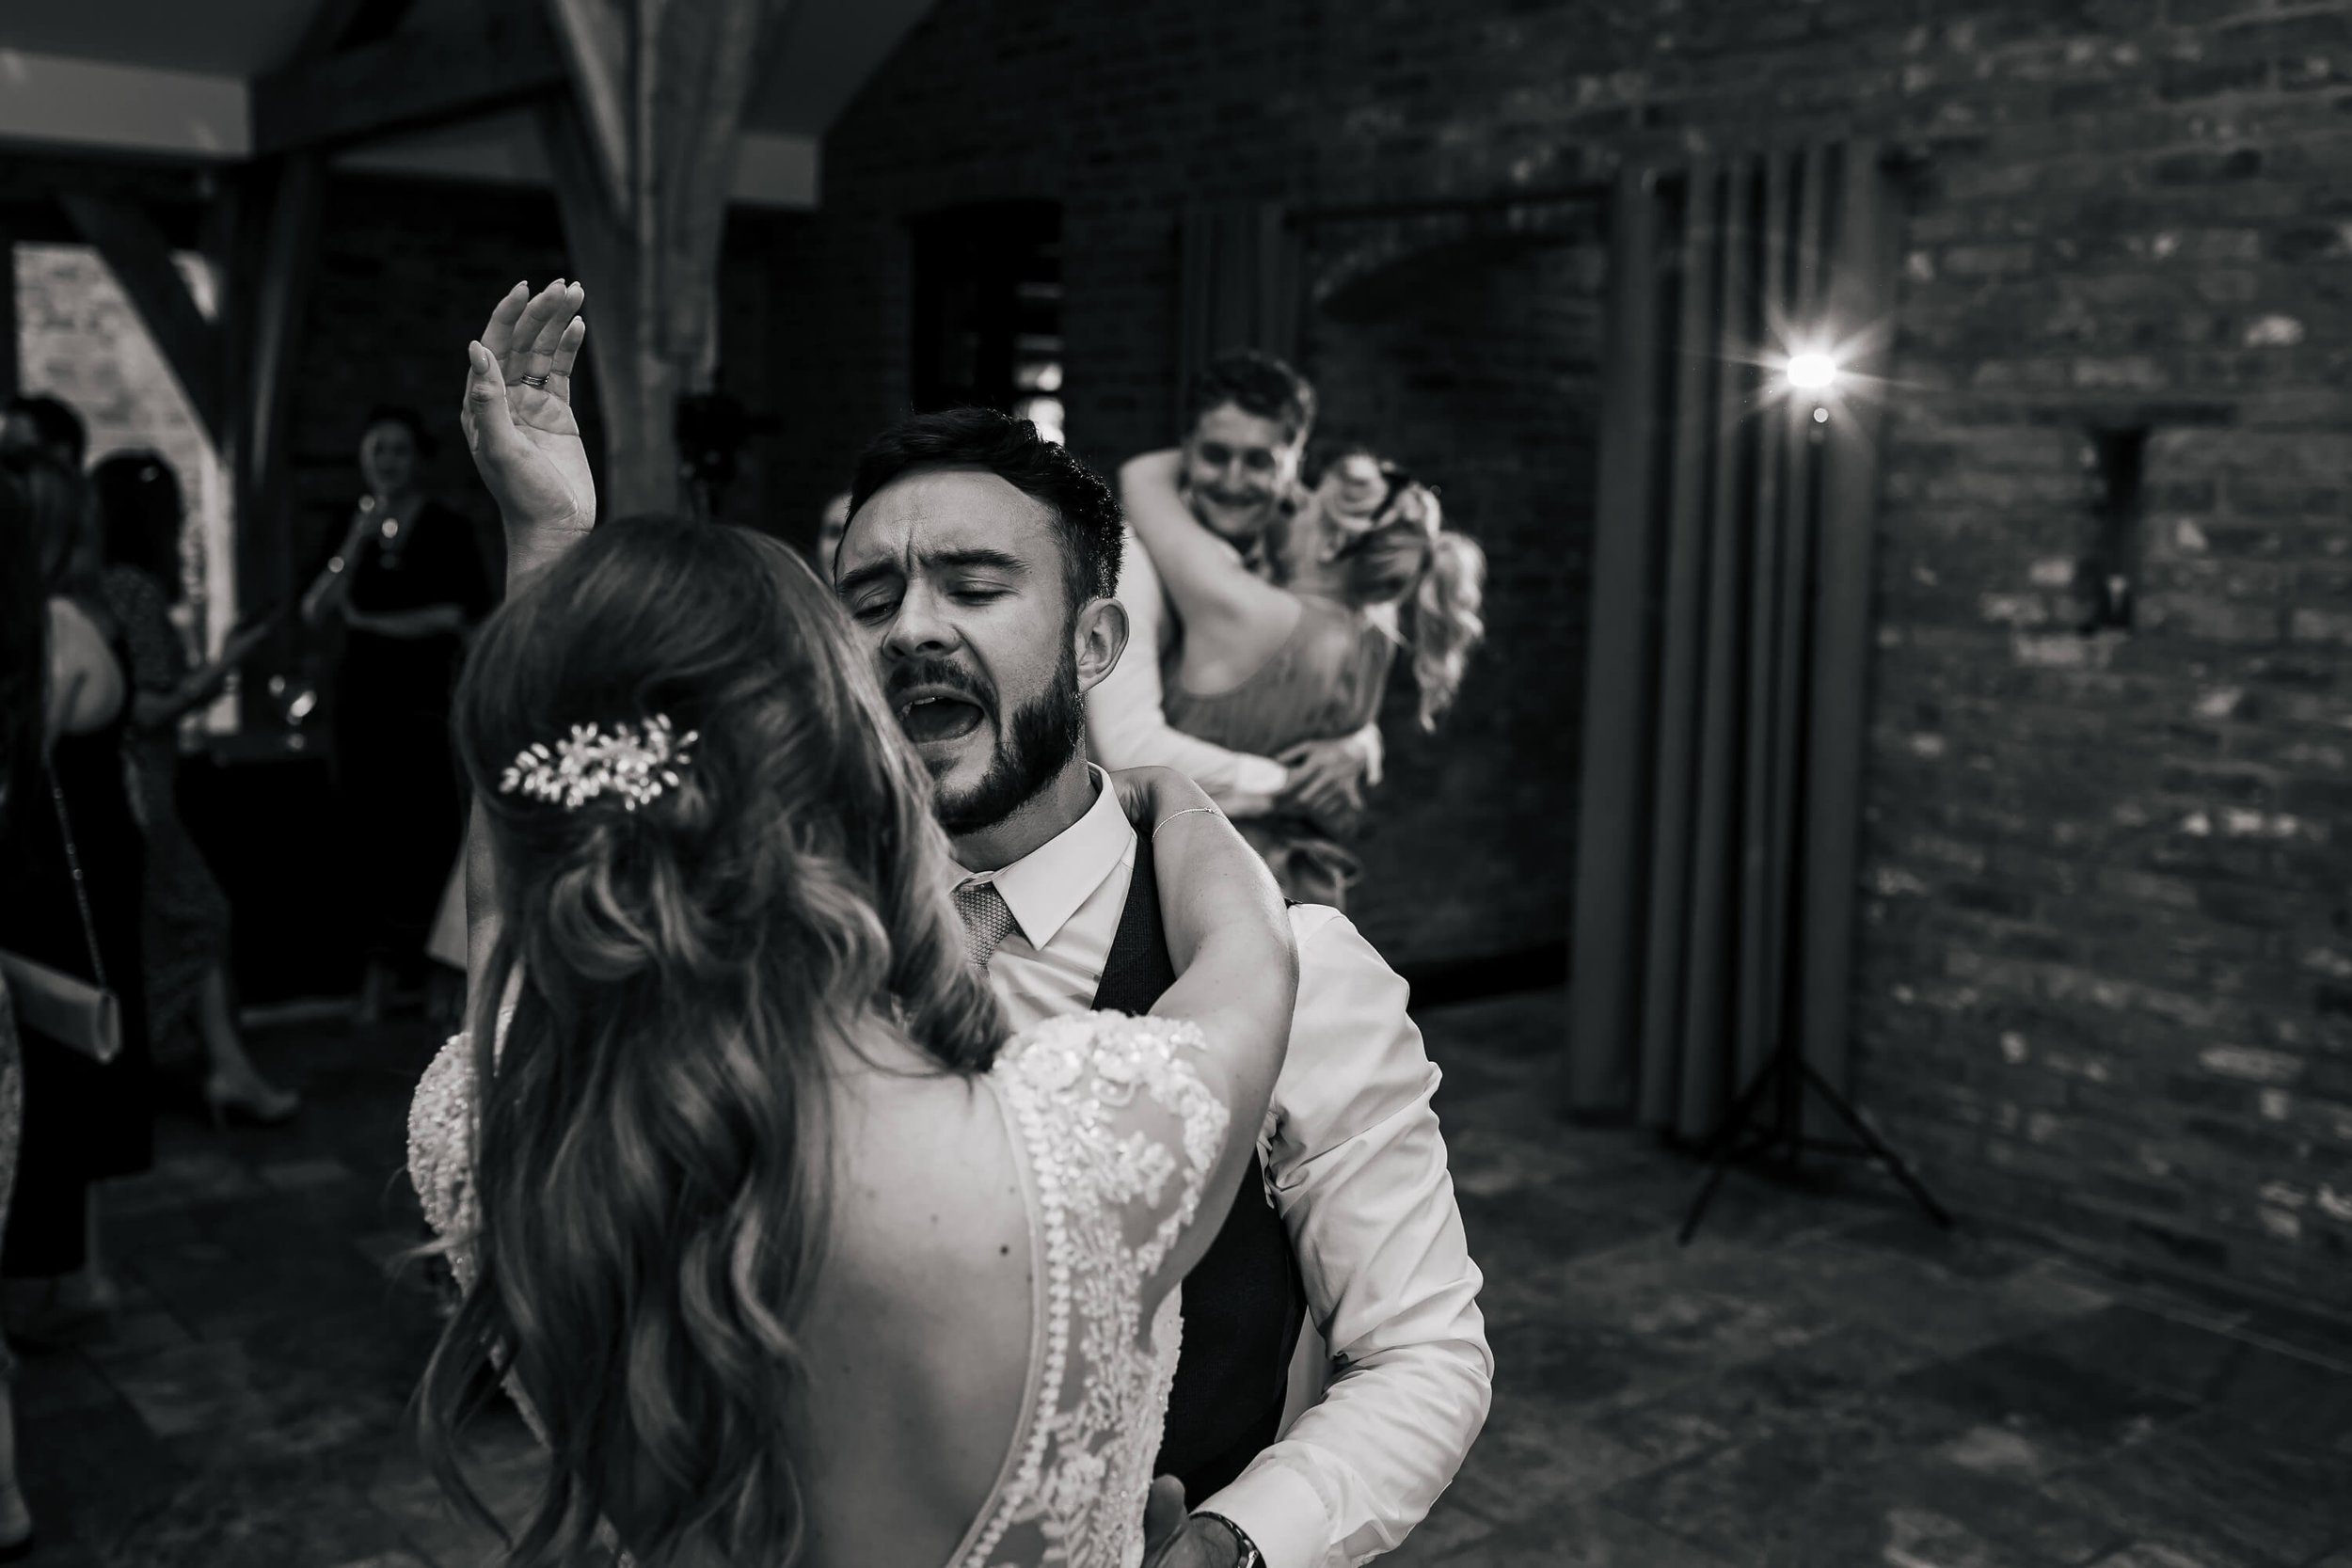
top-left (1785, 351), bottom-right (1839, 391)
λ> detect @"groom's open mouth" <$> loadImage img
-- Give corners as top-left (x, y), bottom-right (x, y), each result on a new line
top-left (897, 689), bottom-right (988, 745)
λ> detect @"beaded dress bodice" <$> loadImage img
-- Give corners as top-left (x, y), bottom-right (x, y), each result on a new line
top-left (407, 1007), bottom-right (1229, 1568)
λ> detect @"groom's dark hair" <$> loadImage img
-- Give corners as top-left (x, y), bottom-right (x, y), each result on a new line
top-left (846, 406), bottom-right (1122, 614)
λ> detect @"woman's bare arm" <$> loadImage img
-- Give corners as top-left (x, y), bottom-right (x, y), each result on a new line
top-left (46, 598), bottom-right (125, 743)
top-left (1119, 451), bottom-right (1301, 690)
top-left (456, 278), bottom-right (597, 1020)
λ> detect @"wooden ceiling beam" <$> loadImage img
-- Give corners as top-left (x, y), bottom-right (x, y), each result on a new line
top-left (248, 4), bottom-right (569, 158)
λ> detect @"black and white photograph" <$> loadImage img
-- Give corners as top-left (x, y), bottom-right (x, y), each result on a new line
top-left (1, 1), bottom-right (2349, 1564)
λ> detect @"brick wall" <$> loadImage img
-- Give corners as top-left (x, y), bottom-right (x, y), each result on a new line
top-left (282, 174), bottom-right (804, 596)
top-left (787, 0), bottom-right (2352, 1307)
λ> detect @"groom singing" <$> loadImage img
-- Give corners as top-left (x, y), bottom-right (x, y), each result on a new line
top-left (832, 407), bottom-right (1491, 1568)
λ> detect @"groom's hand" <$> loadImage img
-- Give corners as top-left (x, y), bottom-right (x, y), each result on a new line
top-left (1144, 1521), bottom-right (1245, 1568)
top-left (1140, 1478), bottom-right (1243, 1568)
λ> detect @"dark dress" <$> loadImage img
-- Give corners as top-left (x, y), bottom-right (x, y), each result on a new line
top-left (326, 499), bottom-right (491, 965)
top-left (1164, 594), bottom-right (1395, 911)
top-left (0, 661), bottom-right (154, 1278)
top-left (0, 980), bottom-right (22, 1378)
top-left (101, 564), bottom-right (230, 1053)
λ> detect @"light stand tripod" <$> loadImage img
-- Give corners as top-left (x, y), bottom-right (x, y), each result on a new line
top-left (1677, 1035), bottom-right (1954, 1245)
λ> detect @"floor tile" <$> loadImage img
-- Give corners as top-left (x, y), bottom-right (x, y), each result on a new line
top-left (1888, 1340), bottom-right (2194, 1473)
top-left (2038, 1410), bottom-right (2350, 1568)
top-left (1422, 1499), bottom-right (1738, 1566)
top-left (2013, 1305), bottom-right (2249, 1405)
top-left (1441, 1398), bottom-right (1656, 1525)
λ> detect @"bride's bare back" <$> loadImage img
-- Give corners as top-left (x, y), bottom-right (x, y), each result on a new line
top-left (410, 1007), bottom-right (1232, 1568)
top-left (790, 1037), bottom-right (1033, 1566)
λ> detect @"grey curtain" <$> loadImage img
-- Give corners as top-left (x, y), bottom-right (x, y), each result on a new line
top-left (1176, 201), bottom-right (1302, 401)
top-left (1567, 142), bottom-right (1901, 1142)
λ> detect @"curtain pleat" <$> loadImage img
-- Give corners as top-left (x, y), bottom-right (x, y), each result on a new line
top-left (1567, 141), bottom-right (1899, 1145)
top-left (1677, 156), bottom-right (1757, 1139)
top-left (1565, 166), bottom-right (1667, 1117)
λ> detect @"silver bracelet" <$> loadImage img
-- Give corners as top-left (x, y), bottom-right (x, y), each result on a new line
top-left (1151, 804), bottom-right (1223, 841)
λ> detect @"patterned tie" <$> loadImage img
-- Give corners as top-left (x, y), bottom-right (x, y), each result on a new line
top-left (953, 879), bottom-right (1019, 971)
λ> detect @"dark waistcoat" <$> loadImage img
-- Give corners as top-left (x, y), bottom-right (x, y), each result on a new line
top-left (1089, 845), bottom-right (1308, 1504)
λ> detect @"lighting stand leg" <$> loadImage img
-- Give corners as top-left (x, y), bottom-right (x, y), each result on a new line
top-left (1799, 1059), bottom-right (1954, 1230)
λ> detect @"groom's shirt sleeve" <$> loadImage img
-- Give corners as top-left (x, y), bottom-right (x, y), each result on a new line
top-left (1198, 907), bottom-right (1494, 1568)
top-left (1085, 530), bottom-right (1289, 815)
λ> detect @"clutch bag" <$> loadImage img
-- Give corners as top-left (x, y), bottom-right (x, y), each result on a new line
top-left (0, 949), bottom-right (122, 1065)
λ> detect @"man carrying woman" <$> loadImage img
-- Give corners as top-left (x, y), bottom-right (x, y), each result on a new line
top-left (1089, 352), bottom-right (1486, 911)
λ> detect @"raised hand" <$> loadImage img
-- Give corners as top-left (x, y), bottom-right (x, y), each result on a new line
top-left (462, 279), bottom-right (595, 584)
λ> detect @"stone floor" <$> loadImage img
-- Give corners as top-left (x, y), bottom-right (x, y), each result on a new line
top-left (13, 988), bottom-right (2352, 1568)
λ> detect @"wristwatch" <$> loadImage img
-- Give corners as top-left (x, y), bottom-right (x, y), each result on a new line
top-left (1194, 1512), bottom-right (1262, 1568)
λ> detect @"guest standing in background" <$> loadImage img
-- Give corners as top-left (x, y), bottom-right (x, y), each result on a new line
top-left (0, 391), bottom-right (87, 472)
top-left (92, 452), bottom-right (297, 1127)
top-left (301, 408), bottom-right (491, 1024)
top-left (1, 395), bottom-right (98, 587)
top-left (0, 449), bottom-right (51, 1558)
top-left (0, 450), bottom-right (153, 1347)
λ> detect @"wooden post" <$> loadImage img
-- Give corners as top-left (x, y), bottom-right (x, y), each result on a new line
top-left (57, 193), bottom-right (227, 450)
top-left (540, 0), bottom-right (784, 519)
top-left (223, 155), bottom-right (325, 718)
top-left (0, 212), bottom-right (18, 407)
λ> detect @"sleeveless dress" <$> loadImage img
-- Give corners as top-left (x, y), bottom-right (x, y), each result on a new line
top-left (407, 1007), bottom-right (1231, 1568)
top-left (0, 651), bottom-right (154, 1278)
top-left (0, 977), bottom-right (22, 1382)
top-left (328, 498), bottom-right (491, 965)
top-left (1164, 594), bottom-right (1395, 910)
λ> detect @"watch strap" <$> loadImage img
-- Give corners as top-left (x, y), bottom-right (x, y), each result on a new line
top-left (1194, 1511), bottom-right (1263, 1568)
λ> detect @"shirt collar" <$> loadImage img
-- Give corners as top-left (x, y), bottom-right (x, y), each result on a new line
top-left (970, 765), bottom-right (1135, 953)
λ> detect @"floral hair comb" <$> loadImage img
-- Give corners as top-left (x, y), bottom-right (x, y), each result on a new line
top-left (498, 714), bottom-right (697, 811)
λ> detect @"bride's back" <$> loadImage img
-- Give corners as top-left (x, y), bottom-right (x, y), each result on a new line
top-left (791, 1030), bottom-right (1035, 1567)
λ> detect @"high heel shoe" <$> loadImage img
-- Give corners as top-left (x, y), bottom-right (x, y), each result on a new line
top-left (203, 1069), bottom-right (301, 1130)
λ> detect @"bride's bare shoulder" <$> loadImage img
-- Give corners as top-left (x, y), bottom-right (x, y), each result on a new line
top-left (823, 1046), bottom-right (1027, 1294)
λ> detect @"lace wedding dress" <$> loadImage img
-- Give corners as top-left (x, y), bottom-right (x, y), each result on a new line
top-left (409, 1007), bottom-right (1230, 1568)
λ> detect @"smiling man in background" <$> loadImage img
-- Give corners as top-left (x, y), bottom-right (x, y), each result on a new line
top-left (1086, 354), bottom-right (1383, 832)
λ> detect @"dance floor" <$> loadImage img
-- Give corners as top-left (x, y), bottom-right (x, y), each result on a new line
top-left (15, 990), bottom-right (2352, 1567)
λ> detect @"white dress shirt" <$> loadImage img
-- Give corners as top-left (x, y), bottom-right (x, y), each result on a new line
top-left (1085, 531), bottom-right (1291, 816)
top-left (971, 769), bottom-right (1494, 1568)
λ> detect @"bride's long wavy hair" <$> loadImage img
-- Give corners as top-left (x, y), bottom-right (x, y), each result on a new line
top-left (416, 517), bottom-right (1001, 1568)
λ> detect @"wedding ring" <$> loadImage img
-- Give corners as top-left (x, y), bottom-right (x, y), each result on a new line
top-left (520, 372), bottom-right (549, 388)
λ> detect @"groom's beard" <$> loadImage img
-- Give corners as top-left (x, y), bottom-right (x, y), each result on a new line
top-left (929, 637), bottom-right (1088, 837)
